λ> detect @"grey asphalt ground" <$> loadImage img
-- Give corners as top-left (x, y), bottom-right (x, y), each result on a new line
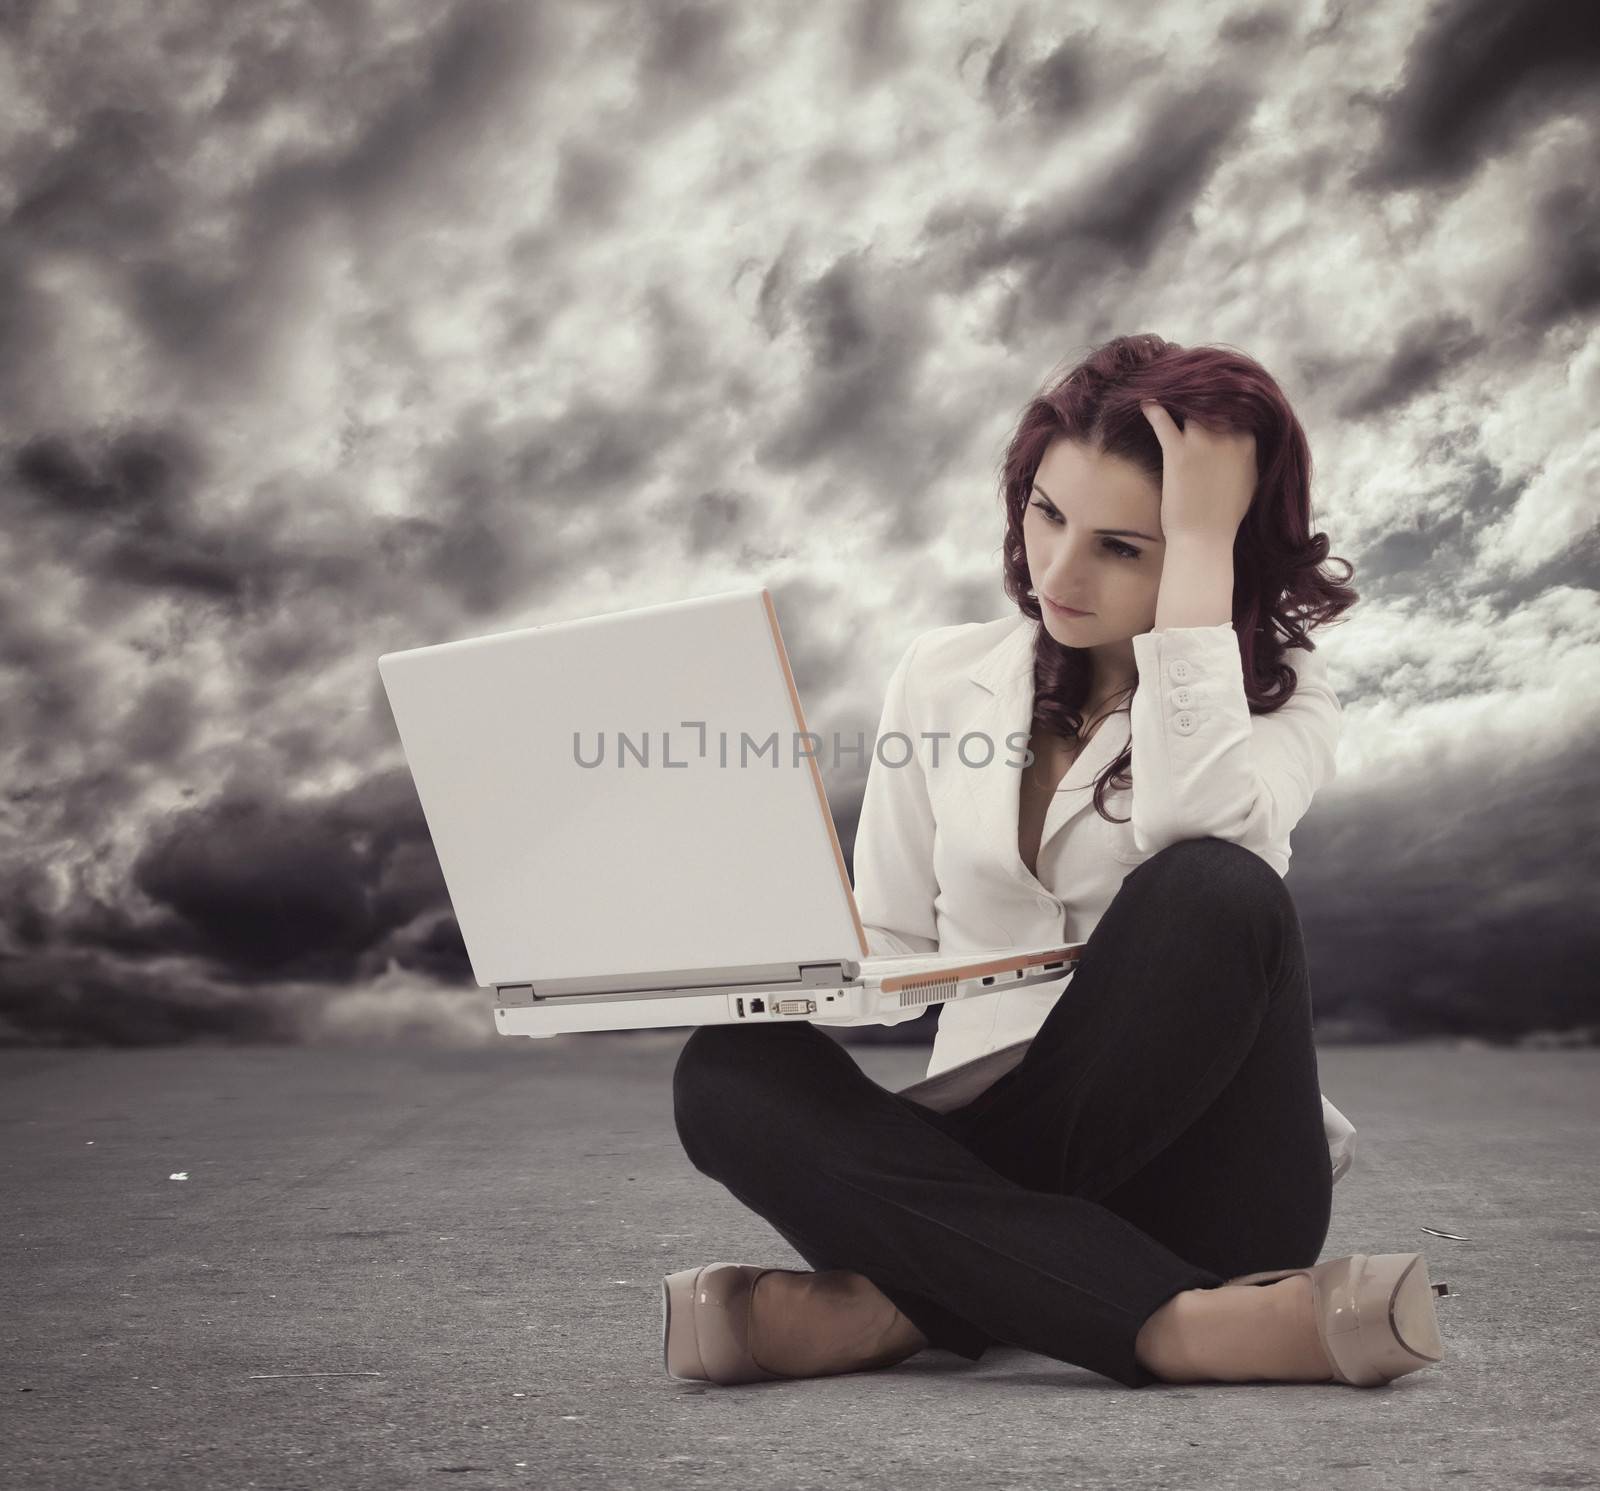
top-left (2, 1034), bottom-right (1597, 1491)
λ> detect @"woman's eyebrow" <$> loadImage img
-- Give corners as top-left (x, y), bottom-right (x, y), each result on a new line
top-left (1032, 482), bottom-right (1164, 543)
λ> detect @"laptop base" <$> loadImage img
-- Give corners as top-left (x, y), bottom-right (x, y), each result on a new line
top-left (490, 952), bottom-right (1080, 1039)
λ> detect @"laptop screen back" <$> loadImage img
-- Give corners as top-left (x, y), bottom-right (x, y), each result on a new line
top-left (378, 588), bottom-right (866, 987)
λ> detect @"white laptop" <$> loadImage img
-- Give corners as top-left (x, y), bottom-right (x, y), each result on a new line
top-left (376, 587), bottom-right (1083, 1039)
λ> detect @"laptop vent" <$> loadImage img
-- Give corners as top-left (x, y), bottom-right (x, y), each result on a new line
top-left (898, 977), bottom-right (957, 1008)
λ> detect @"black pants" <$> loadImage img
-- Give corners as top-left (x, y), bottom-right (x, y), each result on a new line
top-left (671, 837), bottom-right (1334, 1389)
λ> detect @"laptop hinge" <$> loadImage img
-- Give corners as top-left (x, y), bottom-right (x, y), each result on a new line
top-left (492, 960), bottom-right (860, 1007)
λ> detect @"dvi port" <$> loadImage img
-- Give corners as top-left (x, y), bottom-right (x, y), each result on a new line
top-left (775, 997), bottom-right (817, 1015)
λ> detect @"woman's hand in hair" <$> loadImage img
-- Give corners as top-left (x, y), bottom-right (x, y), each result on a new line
top-left (1138, 400), bottom-right (1258, 544)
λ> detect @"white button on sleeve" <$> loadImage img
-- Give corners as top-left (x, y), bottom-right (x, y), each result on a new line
top-left (1129, 624), bottom-right (1343, 887)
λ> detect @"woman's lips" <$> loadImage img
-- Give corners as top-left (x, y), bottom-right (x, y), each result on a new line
top-left (1044, 597), bottom-right (1092, 617)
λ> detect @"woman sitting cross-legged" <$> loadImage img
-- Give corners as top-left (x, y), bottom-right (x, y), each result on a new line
top-left (663, 335), bottom-right (1448, 1391)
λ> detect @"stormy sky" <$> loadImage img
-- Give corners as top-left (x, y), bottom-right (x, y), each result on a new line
top-left (0, 0), bottom-right (1596, 1048)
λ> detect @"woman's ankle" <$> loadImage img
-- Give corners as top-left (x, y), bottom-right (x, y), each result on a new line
top-left (832, 1270), bottom-right (931, 1364)
top-left (1133, 1287), bottom-right (1213, 1382)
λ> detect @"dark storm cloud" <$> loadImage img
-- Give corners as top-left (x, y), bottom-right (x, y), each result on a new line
top-left (1335, 313), bottom-right (1485, 420)
top-left (9, 104), bottom-right (186, 252)
top-left (1, 857), bottom-right (54, 953)
top-left (551, 137), bottom-right (636, 227)
top-left (1217, 9), bottom-right (1294, 48)
top-left (1345, 0), bottom-right (1600, 345)
top-left (4, 764), bottom-right (146, 853)
top-left (61, 768), bottom-right (457, 988)
top-left (0, 585), bottom-right (106, 770)
top-left (941, 81), bottom-right (1258, 322)
top-left (9, 427), bottom-right (246, 601)
top-left (651, 488), bottom-right (748, 558)
top-left (242, 1), bottom-right (553, 227)
top-left (121, 798), bottom-right (384, 982)
top-left (1037, 84), bottom-right (1256, 268)
top-left (746, 235), bottom-right (805, 342)
top-left (1507, 179), bottom-right (1600, 340)
top-left (1486, 528), bottom-right (1600, 620)
top-left (0, 395), bottom-right (636, 698)
top-left (1350, 415), bottom-right (1597, 617)
top-left (2, 422), bottom-right (400, 659)
top-left (12, 426), bottom-right (199, 530)
top-left (967, 11), bottom-right (1108, 120)
top-left (210, 18), bottom-right (329, 124)
top-left (751, 251), bottom-right (952, 552)
top-left (0, 948), bottom-right (296, 1047)
top-left (1355, 0), bottom-right (1600, 192)
top-left (1, 2), bottom-right (556, 408)
top-left (0, 244), bottom-right (49, 415)
top-left (1017, 34), bottom-right (1097, 124)
top-left (1357, 511), bottom-right (1470, 608)
top-left (407, 422), bottom-right (564, 621)
top-left (119, 674), bottom-right (200, 766)
top-left (1295, 737), bottom-right (1600, 1041)
top-left (1352, 456), bottom-right (1519, 605)
top-left (841, 0), bottom-right (912, 79)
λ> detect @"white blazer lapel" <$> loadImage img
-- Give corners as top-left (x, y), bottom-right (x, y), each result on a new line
top-left (955, 621), bottom-right (1039, 893)
top-left (1036, 706), bottom-right (1130, 860)
top-left (957, 616), bottom-right (1131, 883)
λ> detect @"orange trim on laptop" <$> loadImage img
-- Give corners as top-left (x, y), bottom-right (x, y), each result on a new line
top-left (760, 589), bottom-right (871, 961)
top-left (877, 945), bottom-right (1084, 994)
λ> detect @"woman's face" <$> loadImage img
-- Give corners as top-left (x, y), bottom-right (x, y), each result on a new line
top-left (1023, 437), bottom-right (1167, 660)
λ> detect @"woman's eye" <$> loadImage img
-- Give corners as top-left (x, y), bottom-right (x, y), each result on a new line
top-left (1030, 501), bottom-right (1140, 559)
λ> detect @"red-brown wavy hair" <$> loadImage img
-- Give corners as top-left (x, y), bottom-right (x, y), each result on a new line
top-left (999, 333), bottom-right (1359, 824)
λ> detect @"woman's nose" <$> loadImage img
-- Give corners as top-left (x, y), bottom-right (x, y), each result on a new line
top-left (1041, 546), bottom-right (1087, 586)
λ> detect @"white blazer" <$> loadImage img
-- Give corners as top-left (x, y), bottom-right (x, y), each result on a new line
top-left (852, 612), bottom-right (1357, 1184)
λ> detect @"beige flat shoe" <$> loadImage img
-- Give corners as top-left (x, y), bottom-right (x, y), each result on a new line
top-left (1225, 1252), bottom-right (1451, 1387)
top-left (662, 1263), bottom-right (790, 1386)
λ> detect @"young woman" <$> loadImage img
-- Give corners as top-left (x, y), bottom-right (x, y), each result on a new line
top-left (662, 335), bottom-right (1450, 1391)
